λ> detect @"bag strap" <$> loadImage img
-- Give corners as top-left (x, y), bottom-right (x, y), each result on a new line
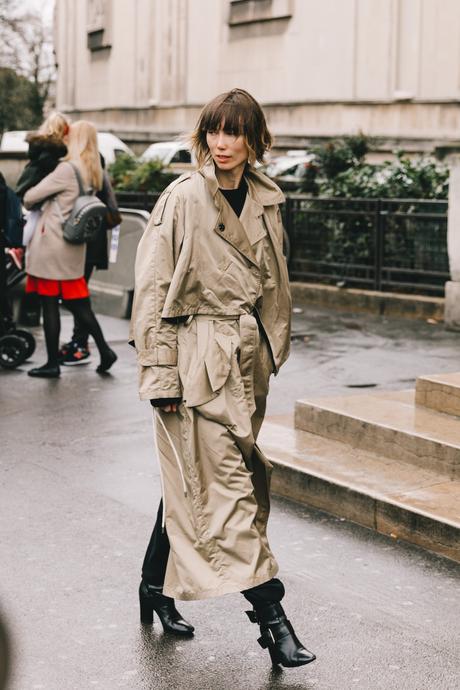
top-left (67, 161), bottom-right (89, 196)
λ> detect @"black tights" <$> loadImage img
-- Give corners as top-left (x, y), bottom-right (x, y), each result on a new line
top-left (71, 265), bottom-right (94, 347)
top-left (141, 500), bottom-right (285, 608)
top-left (41, 296), bottom-right (110, 366)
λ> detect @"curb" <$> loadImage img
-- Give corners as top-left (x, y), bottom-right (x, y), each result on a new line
top-left (290, 282), bottom-right (445, 321)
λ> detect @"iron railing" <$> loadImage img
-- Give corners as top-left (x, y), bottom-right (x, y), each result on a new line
top-left (116, 191), bottom-right (449, 296)
top-left (285, 196), bottom-right (448, 295)
top-left (117, 191), bottom-right (161, 212)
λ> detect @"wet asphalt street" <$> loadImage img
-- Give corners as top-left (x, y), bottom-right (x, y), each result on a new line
top-left (1, 305), bottom-right (460, 690)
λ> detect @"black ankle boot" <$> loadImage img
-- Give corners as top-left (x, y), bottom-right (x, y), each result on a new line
top-left (96, 348), bottom-right (117, 373)
top-left (139, 581), bottom-right (194, 636)
top-left (246, 602), bottom-right (316, 667)
top-left (28, 363), bottom-right (60, 378)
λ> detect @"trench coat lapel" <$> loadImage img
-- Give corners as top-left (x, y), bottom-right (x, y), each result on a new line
top-left (200, 161), bottom-right (258, 266)
top-left (245, 171), bottom-right (287, 280)
top-left (239, 194), bottom-right (266, 246)
top-left (215, 201), bottom-right (259, 267)
top-left (200, 161), bottom-right (285, 268)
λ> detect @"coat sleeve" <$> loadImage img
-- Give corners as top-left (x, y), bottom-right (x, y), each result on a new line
top-left (130, 188), bottom-right (184, 401)
top-left (97, 171), bottom-right (122, 229)
top-left (23, 162), bottom-right (72, 210)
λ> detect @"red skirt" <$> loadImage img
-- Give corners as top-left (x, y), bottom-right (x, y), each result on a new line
top-left (26, 275), bottom-right (90, 300)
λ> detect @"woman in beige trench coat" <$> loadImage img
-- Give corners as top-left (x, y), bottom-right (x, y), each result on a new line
top-left (130, 89), bottom-right (315, 668)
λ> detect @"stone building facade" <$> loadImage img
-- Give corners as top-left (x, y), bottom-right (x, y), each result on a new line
top-left (54, 0), bottom-right (460, 152)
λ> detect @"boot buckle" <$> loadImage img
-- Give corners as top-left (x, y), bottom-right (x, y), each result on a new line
top-left (245, 610), bottom-right (258, 623)
top-left (257, 627), bottom-right (275, 649)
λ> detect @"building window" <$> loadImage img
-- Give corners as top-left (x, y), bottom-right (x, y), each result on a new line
top-left (87, 0), bottom-right (112, 52)
top-left (228, 0), bottom-right (293, 27)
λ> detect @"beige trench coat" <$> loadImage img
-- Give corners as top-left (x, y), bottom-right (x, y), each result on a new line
top-left (130, 162), bottom-right (291, 600)
top-left (24, 161), bottom-right (86, 280)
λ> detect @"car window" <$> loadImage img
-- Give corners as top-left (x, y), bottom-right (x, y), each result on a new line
top-left (283, 165), bottom-right (299, 176)
top-left (171, 149), bottom-right (191, 164)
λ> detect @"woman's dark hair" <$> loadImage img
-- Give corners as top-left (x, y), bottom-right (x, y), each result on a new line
top-left (191, 88), bottom-right (272, 167)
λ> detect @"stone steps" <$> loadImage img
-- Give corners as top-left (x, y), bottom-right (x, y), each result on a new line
top-left (416, 372), bottom-right (460, 417)
top-left (294, 389), bottom-right (460, 479)
top-left (260, 416), bottom-right (460, 563)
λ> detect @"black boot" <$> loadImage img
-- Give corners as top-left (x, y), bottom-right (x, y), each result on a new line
top-left (139, 581), bottom-right (194, 636)
top-left (246, 602), bottom-right (316, 667)
top-left (96, 348), bottom-right (117, 373)
top-left (28, 363), bottom-right (60, 378)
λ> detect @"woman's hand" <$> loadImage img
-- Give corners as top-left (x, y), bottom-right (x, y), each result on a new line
top-left (160, 403), bottom-right (178, 413)
top-left (150, 398), bottom-right (181, 412)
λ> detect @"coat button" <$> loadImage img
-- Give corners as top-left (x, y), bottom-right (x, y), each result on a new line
top-left (218, 223), bottom-right (225, 231)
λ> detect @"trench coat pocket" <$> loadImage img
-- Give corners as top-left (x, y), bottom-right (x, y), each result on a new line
top-left (182, 324), bottom-right (233, 408)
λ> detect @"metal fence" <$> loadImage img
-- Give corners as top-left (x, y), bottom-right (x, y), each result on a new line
top-left (285, 196), bottom-right (449, 295)
top-left (117, 191), bottom-right (449, 296)
top-left (117, 191), bottom-right (161, 213)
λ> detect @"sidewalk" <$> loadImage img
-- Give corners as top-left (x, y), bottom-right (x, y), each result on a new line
top-left (270, 303), bottom-right (460, 414)
top-left (1, 307), bottom-right (460, 689)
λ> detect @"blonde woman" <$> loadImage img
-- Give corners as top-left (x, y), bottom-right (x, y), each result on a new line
top-left (23, 120), bottom-right (117, 378)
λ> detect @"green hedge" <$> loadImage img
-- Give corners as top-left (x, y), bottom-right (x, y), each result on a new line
top-left (302, 136), bottom-right (449, 200)
top-left (108, 154), bottom-right (176, 192)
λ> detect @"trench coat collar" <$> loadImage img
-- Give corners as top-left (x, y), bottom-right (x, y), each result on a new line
top-left (198, 160), bottom-right (285, 210)
top-left (198, 161), bottom-right (285, 268)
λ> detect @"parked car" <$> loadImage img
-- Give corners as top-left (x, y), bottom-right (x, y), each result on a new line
top-left (263, 151), bottom-right (316, 192)
top-left (141, 141), bottom-right (197, 172)
top-left (0, 131), bottom-right (28, 152)
top-left (0, 130), bottom-right (134, 166)
top-left (96, 132), bottom-right (135, 165)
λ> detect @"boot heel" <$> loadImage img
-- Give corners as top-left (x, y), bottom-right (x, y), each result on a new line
top-left (138, 581), bottom-right (194, 635)
top-left (268, 645), bottom-right (280, 666)
top-left (140, 599), bottom-right (154, 624)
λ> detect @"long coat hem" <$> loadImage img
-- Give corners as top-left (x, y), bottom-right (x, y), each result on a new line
top-left (163, 563), bottom-right (279, 601)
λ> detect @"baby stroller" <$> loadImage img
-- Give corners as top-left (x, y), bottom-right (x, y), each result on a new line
top-left (0, 249), bottom-right (36, 369)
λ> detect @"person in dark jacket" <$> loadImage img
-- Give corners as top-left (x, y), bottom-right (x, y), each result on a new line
top-left (59, 155), bottom-right (121, 365)
top-left (16, 112), bottom-right (69, 199)
top-left (0, 172), bottom-right (13, 328)
top-left (14, 113), bottom-right (69, 329)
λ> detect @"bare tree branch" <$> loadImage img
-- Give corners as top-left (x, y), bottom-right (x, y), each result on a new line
top-left (0, 2), bottom-right (55, 120)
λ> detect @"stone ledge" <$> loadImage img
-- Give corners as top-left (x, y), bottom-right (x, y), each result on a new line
top-left (261, 418), bottom-right (460, 563)
top-left (290, 282), bottom-right (445, 321)
top-left (270, 459), bottom-right (460, 563)
top-left (295, 390), bottom-right (460, 479)
top-left (415, 372), bottom-right (460, 417)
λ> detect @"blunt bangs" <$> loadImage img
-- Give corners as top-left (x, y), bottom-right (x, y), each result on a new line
top-left (200, 101), bottom-right (245, 137)
top-left (191, 88), bottom-right (273, 167)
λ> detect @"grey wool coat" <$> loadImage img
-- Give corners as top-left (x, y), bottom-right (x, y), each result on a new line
top-left (24, 161), bottom-right (86, 280)
top-left (130, 161), bottom-right (292, 600)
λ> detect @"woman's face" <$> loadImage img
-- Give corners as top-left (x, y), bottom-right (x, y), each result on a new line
top-left (206, 125), bottom-right (249, 173)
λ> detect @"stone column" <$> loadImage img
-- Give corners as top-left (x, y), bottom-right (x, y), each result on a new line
top-left (436, 145), bottom-right (460, 330)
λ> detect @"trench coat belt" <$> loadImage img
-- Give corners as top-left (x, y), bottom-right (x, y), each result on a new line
top-left (191, 312), bottom-right (260, 416)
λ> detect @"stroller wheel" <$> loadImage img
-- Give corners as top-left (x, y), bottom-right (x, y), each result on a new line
top-left (0, 335), bottom-right (28, 369)
top-left (11, 329), bottom-right (36, 359)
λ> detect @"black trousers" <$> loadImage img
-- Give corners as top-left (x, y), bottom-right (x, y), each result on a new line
top-left (142, 500), bottom-right (285, 608)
